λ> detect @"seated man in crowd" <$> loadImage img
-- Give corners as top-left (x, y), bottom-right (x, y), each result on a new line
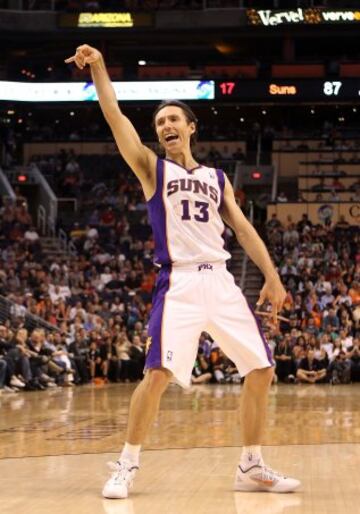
top-left (296, 348), bottom-right (328, 384)
top-left (348, 337), bottom-right (360, 382)
top-left (274, 334), bottom-right (295, 383)
top-left (191, 347), bottom-right (212, 385)
top-left (328, 350), bottom-right (352, 385)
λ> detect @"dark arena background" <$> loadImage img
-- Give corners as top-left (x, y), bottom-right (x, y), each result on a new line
top-left (0, 1), bottom-right (359, 513)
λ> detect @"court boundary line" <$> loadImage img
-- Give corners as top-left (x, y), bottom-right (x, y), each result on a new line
top-left (0, 441), bottom-right (358, 461)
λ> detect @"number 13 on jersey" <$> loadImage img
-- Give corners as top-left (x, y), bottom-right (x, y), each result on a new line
top-left (181, 199), bottom-right (209, 222)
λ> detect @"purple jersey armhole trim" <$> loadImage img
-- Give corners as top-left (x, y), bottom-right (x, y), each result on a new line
top-left (147, 158), bottom-right (171, 265)
top-left (216, 169), bottom-right (225, 210)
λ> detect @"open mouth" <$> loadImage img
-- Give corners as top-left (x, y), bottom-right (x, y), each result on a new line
top-left (164, 134), bottom-right (179, 143)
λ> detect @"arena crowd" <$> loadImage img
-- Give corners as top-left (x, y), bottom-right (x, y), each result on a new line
top-left (0, 149), bottom-right (359, 393)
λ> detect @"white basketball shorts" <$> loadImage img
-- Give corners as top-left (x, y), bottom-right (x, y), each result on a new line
top-left (146, 262), bottom-right (274, 388)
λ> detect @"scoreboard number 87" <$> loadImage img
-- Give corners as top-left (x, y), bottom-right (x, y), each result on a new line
top-left (323, 81), bottom-right (343, 96)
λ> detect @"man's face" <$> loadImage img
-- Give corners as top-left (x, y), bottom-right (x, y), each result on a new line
top-left (133, 335), bottom-right (141, 346)
top-left (32, 332), bottom-right (41, 344)
top-left (155, 106), bottom-right (195, 154)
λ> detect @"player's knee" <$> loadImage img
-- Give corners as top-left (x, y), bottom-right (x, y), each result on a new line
top-left (245, 367), bottom-right (274, 391)
top-left (145, 368), bottom-right (171, 395)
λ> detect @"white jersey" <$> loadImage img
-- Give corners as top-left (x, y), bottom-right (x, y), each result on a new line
top-left (147, 158), bottom-right (231, 265)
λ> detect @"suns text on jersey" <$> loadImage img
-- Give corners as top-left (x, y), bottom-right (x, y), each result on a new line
top-left (166, 178), bottom-right (219, 203)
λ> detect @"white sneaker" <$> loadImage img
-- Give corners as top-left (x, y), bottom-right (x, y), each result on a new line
top-left (102, 460), bottom-right (139, 499)
top-left (234, 462), bottom-right (301, 493)
top-left (3, 386), bottom-right (18, 394)
top-left (10, 376), bottom-right (25, 388)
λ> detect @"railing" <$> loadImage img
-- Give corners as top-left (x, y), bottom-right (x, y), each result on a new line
top-left (5, 165), bottom-right (57, 234)
top-left (0, 0), bottom-right (248, 11)
top-left (48, 215), bottom-right (56, 238)
top-left (58, 227), bottom-right (77, 256)
top-left (0, 167), bottom-right (16, 200)
top-left (22, 164), bottom-right (78, 256)
top-left (240, 200), bottom-right (253, 290)
top-left (31, 163), bottom-right (58, 221)
top-left (38, 204), bottom-right (46, 234)
top-left (38, 206), bottom-right (77, 256)
top-left (215, 159), bottom-right (239, 181)
top-left (271, 163), bottom-right (279, 202)
top-left (204, 0), bottom-right (246, 7)
top-left (0, 0), bottom-right (56, 9)
top-left (0, 295), bottom-right (61, 334)
top-left (58, 197), bottom-right (78, 215)
top-left (256, 131), bottom-right (262, 168)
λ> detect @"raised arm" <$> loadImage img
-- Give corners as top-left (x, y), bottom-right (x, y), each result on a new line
top-left (220, 175), bottom-right (286, 322)
top-left (65, 45), bottom-right (156, 198)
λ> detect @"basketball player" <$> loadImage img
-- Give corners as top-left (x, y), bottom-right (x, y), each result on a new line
top-left (65, 45), bottom-right (300, 497)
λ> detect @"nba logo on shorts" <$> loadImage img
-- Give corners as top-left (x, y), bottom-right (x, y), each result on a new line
top-left (166, 351), bottom-right (173, 362)
top-left (198, 263), bottom-right (213, 271)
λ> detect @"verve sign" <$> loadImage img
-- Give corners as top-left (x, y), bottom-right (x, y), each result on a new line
top-left (257, 8), bottom-right (304, 26)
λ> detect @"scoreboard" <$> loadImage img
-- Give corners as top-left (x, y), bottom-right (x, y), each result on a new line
top-left (215, 79), bottom-right (360, 102)
top-left (1, 78), bottom-right (360, 104)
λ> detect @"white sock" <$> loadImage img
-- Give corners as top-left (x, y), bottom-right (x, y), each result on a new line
top-left (120, 442), bottom-right (141, 466)
top-left (240, 446), bottom-right (263, 468)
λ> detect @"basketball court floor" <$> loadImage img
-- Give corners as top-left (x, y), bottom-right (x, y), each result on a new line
top-left (0, 383), bottom-right (359, 514)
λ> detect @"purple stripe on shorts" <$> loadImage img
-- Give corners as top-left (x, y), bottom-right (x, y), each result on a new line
top-left (147, 158), bottom-right (171, 265)
top-left (216, 168), bottom-right (225, 210)
top-left (246, 301), bottom-right (274, 366)
top-left (145, 267), bottom-right (171, 369)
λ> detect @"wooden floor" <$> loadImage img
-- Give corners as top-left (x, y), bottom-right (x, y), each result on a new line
top-left (0, 383), bottom-right (359, 514)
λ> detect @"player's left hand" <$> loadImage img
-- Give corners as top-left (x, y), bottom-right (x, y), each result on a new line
top-left (256, 274), bottom-right (286, 323)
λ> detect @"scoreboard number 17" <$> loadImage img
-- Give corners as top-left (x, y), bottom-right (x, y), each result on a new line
top-left (219, 82), bottom-right (236, 95)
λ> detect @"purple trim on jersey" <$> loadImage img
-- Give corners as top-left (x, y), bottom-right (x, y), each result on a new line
top-left (246, 301), bottom-right (274, 366)
top-left (145, 267), bottom-right (171, 369)
top-left (147, 158), bottom-right (171, 265)
top-left (164, 158), bottom-right (202, 174)
top-left (216, 169), bottom-right (225, 210)
top-left (220, 228), bottom-right (227, 253)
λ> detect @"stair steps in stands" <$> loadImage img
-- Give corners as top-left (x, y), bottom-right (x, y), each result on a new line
top-left (40, 237), bottom-right (68, 258)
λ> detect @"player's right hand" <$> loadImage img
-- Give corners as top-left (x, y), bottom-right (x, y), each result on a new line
top-left (64, 44), bottom-right (102, 69)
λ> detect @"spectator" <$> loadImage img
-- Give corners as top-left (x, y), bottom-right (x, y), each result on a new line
top-left (347, 338), bottom-right (360, 382)
top-left (129, 335), bottom-right (145, 381)
top-left (88, 339), bottom-right (108, 382)
top-left (274, 335), bottom-right (295, 383)
top-left (322, 308), bottom-right (340, 330)
top-left (319, 287), bottom-right (335, 310)
top-left (191, 348), bottom-right (212, 384)
top-left (296, 348), bottom-right (327, 384)
top-left (0, 357), bottom-right (8, 393)
top-left (328, 351), bottom-right (351, 384)
top-left (277, 191), bottom-right (288, 203)
top-left (68, 331), bottom-right (90, 384)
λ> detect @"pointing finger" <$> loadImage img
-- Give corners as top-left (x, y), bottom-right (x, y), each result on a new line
top-left (256, 291), bottom-right (265, 306)
top-left (272, 305), bottom-right (278, 323)
top-left (64, 56), bottom-right (76, 63)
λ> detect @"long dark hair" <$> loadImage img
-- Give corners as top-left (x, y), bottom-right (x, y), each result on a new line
top-left (152, 100), bottom-right (198, 147)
